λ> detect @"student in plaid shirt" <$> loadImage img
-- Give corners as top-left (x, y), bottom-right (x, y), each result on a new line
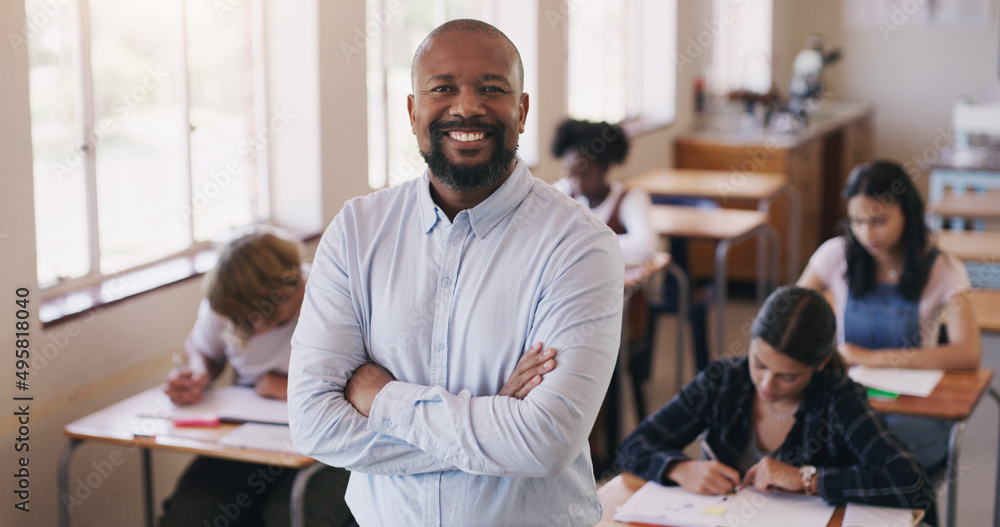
top-left (617, 286), bottom-right (935, 522)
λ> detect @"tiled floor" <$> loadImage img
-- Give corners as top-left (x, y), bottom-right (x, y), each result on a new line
top-left (619, 293), bottom-right (1000, 527)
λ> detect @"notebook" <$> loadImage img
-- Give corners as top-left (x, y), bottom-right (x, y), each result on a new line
top-left (848, 366), bottom-right (944, 398)
top-left (143, 385), bottom-right (289, 425)
top-left (219, 423), bottom-right (296, 453)
top-left (613, 481), bottom-right (835, 527)
top-left (843, 502), bottom-right (923, 527)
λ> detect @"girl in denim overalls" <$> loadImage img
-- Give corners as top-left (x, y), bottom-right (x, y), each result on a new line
top-left (798, 160), bottom-right (981, 470)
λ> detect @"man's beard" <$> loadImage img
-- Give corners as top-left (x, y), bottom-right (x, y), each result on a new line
top-left (421, 119), bottom-right (517, 191)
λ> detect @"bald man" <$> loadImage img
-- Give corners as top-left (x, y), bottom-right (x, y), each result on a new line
top-left (289, 20), bottom-right (623, 526)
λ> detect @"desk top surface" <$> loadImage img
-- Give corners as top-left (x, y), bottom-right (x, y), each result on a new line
top-left (648, 205), bottom-right (770, 240)
top-left (64, 386), bottom-right (315, 468)
top-left (936, 230), bottom-right (1000, 263)
top-left (628, 169), bottom-right (787, 201)
top-left (970, 289), bottom-right (1000, 333)
top-left (928, 190), bottom-right (1000, 219)
top-left (867, 369), bottom-right (994, 420)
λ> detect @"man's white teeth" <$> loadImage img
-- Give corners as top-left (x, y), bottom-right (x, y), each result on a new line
top-left (449, 131), bottom-right (485, 142)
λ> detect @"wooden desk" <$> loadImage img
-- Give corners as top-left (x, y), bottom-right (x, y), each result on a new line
top-left (867, 369), bottom-right (1000, 527)
top-left (60, 387), bottom-right (319, 527)
top-left (648, 205), bottom-right (779, 360)
top-left (595, 473), bottom-right (922, 527)
top-left (674, 101), bottom-right (874, 282)
top-left (928, 189), bottom-right (1000, 226)
top-left (970, 289), bottom-right (1000, 333)
top-left (937, 231), bottom-right (1000, 264)
top-left (929, 147), bottom-right (1000, 231)
top-left (629, 168), bottom-right (802, 282)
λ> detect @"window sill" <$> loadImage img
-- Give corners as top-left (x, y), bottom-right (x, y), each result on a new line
top-left (40, 230), bottom-right (322, 329)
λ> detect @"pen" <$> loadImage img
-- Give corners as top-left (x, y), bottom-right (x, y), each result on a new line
top-left (700, 437), bottom-right (718, 461)
top-left (171, 350), bottom-right (191, 374)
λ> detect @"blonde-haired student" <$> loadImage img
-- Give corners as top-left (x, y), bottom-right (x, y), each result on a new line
top-left (160, 231), bottom-right (355, 527)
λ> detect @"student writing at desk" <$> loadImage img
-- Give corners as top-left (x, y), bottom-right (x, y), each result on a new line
top-left (797, 160), bottom-right (981, 471)
top-left (617, 287), bottom-right (935, 520)
top-left (160, 232), bottom-right (354, 527)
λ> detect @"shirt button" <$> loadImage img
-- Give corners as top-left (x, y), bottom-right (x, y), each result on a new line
top-left (397, 468), bottom-right (406, 474)
top-left (443, 278), bottom-right (451, 287)
top-left (382, 419), bottom-right (391, 429)
top-left (435, 342), bottom-right (444, 351)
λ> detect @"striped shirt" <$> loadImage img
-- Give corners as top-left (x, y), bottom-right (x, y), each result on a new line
top-left (617, 357), bottom-right (934, 511)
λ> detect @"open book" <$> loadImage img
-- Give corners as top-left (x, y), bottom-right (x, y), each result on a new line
top-left (613, 481), bottom-right (835, 527)
top-left (142, 385), bottom-right (289, 425)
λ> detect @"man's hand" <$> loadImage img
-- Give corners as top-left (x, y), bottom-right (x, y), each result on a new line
top-left (740, 456), bottom-right (802, 493)
top-left (254, 372), bottom-right (289, 400)
top-left (667, 460), bottom-right (741, 495)
top-left (498, 342), bottom-right (557, 399)
top-left (346, 362), bottom-right (396, 417)
top-left (164, 368), bottom-right (211, 405)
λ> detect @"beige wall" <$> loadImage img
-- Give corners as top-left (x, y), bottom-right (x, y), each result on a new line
top-left (1, 1), bottom-right (996, 525)
top-left (774, 0), bottom-right (1000, 192)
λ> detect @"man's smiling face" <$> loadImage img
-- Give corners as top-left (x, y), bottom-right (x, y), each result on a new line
top-left (408, 30), bottom-right (529, 191)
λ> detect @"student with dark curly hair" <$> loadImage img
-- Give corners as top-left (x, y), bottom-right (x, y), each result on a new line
top-left (550, 118), bottom-right (654, 266)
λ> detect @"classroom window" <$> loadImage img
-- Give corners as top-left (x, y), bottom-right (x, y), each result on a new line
top-left (567, 0), bottom-right (676, 125)
top-left (365, 0), bottom-right (538, 189)
top-left (26, 0), bottom-right (264, 289)
top-left (709, 0), bottom-right (772, 95)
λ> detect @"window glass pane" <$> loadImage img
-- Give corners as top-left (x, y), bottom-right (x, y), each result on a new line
top-left (89, 0), bottom-right (189, 274)
top-left (26, 0), bottom-right (89, 286)
top-left (568, 2), bottom-right (627, 123)
top-left (185, 0), bottom-right (258, 241)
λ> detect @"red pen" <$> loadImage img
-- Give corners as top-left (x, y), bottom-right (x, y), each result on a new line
top-left (172, 415), bottom-right (221, 427)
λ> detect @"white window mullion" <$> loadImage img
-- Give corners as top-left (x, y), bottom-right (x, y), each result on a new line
top-left (77, 0), bottom-right (100, 278)
top-left (178, 0), bottom-right (195, 246)
top-left (252, 0), bottom-right (271, 220)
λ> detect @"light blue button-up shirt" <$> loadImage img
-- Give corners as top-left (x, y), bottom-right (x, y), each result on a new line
top-left (289, 159), bottom-right (624, 527)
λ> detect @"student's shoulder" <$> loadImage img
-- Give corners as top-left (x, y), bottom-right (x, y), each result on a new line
top-left (526, 176), bottom-right (612, 233)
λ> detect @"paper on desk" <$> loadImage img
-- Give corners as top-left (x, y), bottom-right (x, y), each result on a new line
top-left (219, 423), bottom-right (296, 452)
top-left (143, 385), bottom-right (289, 425)
top-left (843, 502), bottom-right (918, 527)
top-left (848, 366), bottom-right (944, 398)
top-left (613, 481), bottom-right (835, 527)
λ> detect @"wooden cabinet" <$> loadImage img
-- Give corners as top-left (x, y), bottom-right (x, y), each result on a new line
top-left (673, 102), bottom-right (874, 282)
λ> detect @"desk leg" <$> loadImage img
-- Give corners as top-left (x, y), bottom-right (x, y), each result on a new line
top-left (713, 241), bottom-right (731, 362)
top-left (989, 387), bottom-right (1000, 527)
top-left (59, 438), bottom-right (83, 527)
top-left (777, 186), bottom-right (802, 284)
top-left (944, 420), bottom-right (966, 527)
top-left (665, 262), bottom-right (689, 391)
top-left (141, 447), bottom-right (154, 527)
top-left (290, 462), bottom-right (325, 527)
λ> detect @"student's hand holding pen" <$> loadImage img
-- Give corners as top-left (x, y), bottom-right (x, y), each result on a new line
top-left (666, 460), bottom-right (741, 495)
top-left (164, 350), bottom-right (210, 405)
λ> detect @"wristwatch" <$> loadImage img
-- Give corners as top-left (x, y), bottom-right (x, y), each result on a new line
top-left (799, 465), bottom-right (817, 495)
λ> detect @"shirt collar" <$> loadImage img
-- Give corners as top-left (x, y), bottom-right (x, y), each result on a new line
top-left (417, 157), bottom-right (533, 238)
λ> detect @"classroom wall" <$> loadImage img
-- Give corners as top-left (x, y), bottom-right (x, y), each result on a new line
top-left (1, 1), bottom-right (994, 525)
top-left (772, 0), bottom-right (1000, 192)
